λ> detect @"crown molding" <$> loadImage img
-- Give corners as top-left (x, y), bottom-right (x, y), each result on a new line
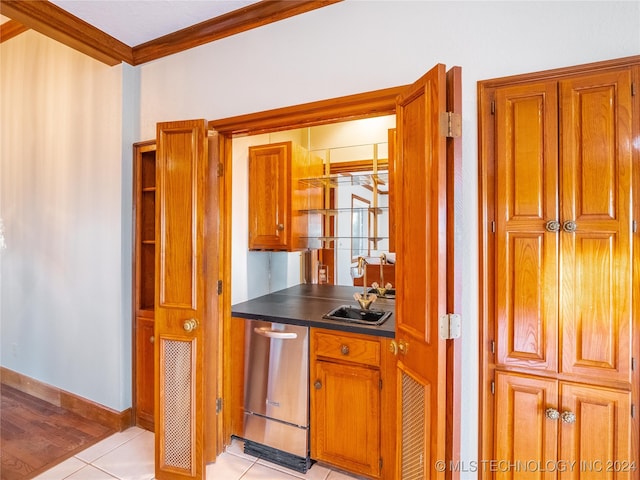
top-left (133, 0), bottom-right (342, 65)
top-left (0, 0), bottom-right (342, 66)
top-left (0, 0), bottom-right (132, 65)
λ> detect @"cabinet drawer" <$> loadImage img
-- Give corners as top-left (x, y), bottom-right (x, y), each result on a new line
top-left (313, 330), bottom-right (380, 367)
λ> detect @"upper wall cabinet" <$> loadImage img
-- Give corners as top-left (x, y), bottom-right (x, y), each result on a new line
top-left (248, 141), bottom-right (323, 251)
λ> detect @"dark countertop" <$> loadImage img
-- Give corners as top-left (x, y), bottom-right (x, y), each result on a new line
top-left (231, 284), bottom-right (395, 338)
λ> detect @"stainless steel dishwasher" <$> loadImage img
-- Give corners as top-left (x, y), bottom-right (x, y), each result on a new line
top-left (241, 320), bottom-right (311, 472)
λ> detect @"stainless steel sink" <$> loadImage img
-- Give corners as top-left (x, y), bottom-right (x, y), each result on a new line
top-left (323, 305), bottom-right (392, 325)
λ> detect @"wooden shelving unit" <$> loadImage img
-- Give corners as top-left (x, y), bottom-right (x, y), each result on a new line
top-left (132, 140), bottom-right (156, 431)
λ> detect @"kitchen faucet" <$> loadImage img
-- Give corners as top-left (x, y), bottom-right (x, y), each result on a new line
top-left (379, 253), bottom-right (386, 286)
top-left (356, 256), bottom-right (368, 295)
top-left (352, 256), bottom-right (377, 309)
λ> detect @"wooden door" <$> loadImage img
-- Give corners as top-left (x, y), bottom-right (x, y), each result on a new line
top-left (395, 63), bottom-right (461, 479)
top-left (155, 119), bottom-right (219, 480)
top-left (558, 70), bottom-right (634, 384)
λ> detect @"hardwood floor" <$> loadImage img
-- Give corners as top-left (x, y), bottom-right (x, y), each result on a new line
top-left (0, 383), bottom-right (116, 480)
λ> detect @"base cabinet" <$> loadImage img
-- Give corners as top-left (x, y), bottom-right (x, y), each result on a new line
top-left (495, 372), bottom-right (634, 478)
top-left (134, 316), bottom-right (155, 430)
top-left (310, 328), bottom-right (388, 479)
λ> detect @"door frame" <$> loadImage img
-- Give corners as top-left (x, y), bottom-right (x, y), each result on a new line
top-left (208, 85), bottom-right (405, 458)
top-left (208, 79), bottom-right (461, 478)
top-left (477, 55), bottom-right (640, 477)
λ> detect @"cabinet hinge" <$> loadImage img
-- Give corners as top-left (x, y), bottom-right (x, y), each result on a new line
top-left (491, 340), bottom-right (495, 354)
top-left (439, 313), bottom-right (462, 339)
top-left (491, 100), bottom-right (496, 114)
top-left (217, 162), bottom-right (224, 177)
top-left (379, 379), bottom-right (383, 390)
top-left (632, 82), bottom-right (636, 96)
top-left (491, 381), bottom-right (495, 395)
top-left (631, 404), bottom-right (635, 418)
top-left (216, 397), bottom-right (223, 414)
top-left (491, 221), bottom-right (496, 233)
top-left (633, 220), bottom-right (637, 233)
top-left (217, 280), bottom-right (223, 295)
top-left (380, 458), bottom-right (383, 471)
top-left (632, 357), bottom-right (636, 371)
top-left (440, 111), bottom-right (462, 138)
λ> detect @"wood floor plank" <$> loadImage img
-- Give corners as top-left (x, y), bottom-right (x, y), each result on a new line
top-left (0, 383), bottom-right (116, 480)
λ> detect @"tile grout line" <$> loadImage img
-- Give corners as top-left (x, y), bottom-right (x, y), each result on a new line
top-left (59, 458), bottom-right (90, 480)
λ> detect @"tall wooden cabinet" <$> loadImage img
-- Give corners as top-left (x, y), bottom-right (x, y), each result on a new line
top-left (480, 57), bottom-right (640, 478)
top-left (133, 140), bottom-right (157, 431)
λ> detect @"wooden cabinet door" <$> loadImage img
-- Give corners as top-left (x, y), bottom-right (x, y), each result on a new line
top-left (494, 81), bottom-right (560, 374)
top-left (395, 64), bottom-right (461, 479)
top-left (558, 69), bottom-right (634, 384)
top-left (558, 383), bottom-right (632, 479)
top-left (155, 119), bottom-right (219, 480)
top-left (311, 360), bottom-right (381, 477)
top-left (495, 374), bottom-right (634, 480)
top-left (135, 316), bottom-right (155, 430)
top-left (248, 142), bottom-right (289, 250)
top-left (494, 371), bottom-right (558, 480)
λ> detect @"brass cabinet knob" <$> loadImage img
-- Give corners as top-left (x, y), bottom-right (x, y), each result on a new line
top-left (149, 335), bottom-right (155, 344)
top-left (398, 340), bottom-right (409, 355)
top-left (183, 318), bottom-right (199, 333)
top-left (389, 340), bottom-right (398, 356)
top-left (277, 223), bottom-right (284, 230)
top-left (314, 380), bottom-right (322, 390)
top-left (340, 344), bottom-right (350, 355)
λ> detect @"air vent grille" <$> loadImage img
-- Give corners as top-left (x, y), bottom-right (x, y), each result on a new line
top-left (401, 371), bottom-right (426, 479)
top-left (161, 339), bottom-right (193, 472)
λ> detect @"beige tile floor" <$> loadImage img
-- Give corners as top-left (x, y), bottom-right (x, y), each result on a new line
top-left (33, 427), bottom-right (361, 480)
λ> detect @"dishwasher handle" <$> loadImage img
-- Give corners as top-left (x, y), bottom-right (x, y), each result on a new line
top-left (253, 327), bottom-right (298, 340)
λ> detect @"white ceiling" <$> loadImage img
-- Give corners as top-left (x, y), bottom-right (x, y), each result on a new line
top-left (44, 1), bottom-right (262, 47)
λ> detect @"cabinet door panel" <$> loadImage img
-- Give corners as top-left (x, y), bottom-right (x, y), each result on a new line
top-left (495, 82), bottom-right (559, 372)
top-left (311, 361), bottom-right (381, 477)
top-left (135, 317), bottom-right (155, 430)
top-left (559, 69), bottom-right (633, 382)
top-left (558, 383), bottom-right (632, 479)
top-left (248, 143), bottom-right (289, 250)
top-left (494, 371), bottom-right (558, 480)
